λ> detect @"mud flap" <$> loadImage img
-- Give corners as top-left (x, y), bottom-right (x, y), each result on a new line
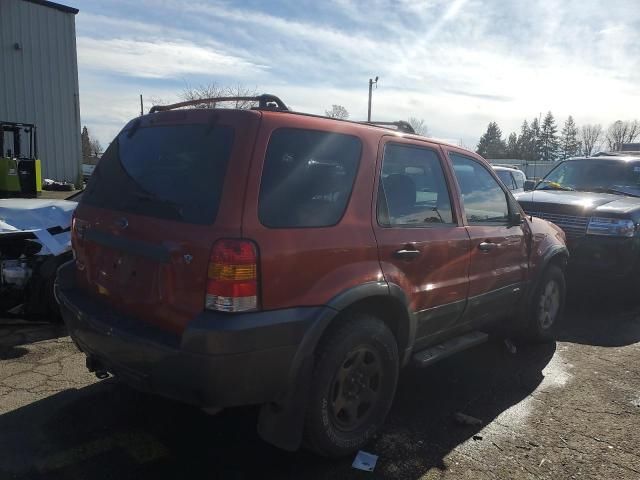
top-left (257, 355), bottom-right (313, 451)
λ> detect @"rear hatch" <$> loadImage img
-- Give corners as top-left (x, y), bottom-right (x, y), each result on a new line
top-left (73, 109), bottom-right (260, 334)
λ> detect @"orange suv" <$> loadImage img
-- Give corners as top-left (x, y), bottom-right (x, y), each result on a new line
top-left (56, 94), bottom-right (568, 457)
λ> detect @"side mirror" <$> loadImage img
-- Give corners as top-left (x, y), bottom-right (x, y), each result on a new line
top-left (523, 180), bottom-right (536, 191)
top-left (509, 211), bottom-right (523, 226)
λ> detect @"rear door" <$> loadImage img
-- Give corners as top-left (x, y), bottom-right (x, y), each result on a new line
top-left (448, 151), bottom-right (527, 325)
top-left (373, 137), bottom-right (470, 347)
top-left (73, 109), bottom-right (260, 334)
top-left (240, 114), bottom-right (381, 311)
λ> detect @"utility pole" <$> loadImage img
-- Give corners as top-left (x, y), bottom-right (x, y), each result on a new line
top-left (140, 94), bottom-right (144, 116)
top-left (367, 76), bottom-right (378, 122)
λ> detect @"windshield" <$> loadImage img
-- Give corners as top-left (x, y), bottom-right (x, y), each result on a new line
top-left (535, 159), bottom-right (640, 196)
top-left (495, 170), bottom-right (515, 190)
top-left (82, 124), bottom-right (234, 224)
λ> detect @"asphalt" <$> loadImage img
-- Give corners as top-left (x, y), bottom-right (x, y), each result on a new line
top-left (1, 287), bottom-right (639, 479)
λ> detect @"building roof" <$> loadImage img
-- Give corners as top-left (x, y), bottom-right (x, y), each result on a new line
top-left (22, 0), bottom-right (78, 14)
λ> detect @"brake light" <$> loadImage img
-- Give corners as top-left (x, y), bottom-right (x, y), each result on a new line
top-left (206, 239), bottom-right (258, 312)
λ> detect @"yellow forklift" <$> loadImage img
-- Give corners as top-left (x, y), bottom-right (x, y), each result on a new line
top-left (0, 121), bottom-right (42, 198)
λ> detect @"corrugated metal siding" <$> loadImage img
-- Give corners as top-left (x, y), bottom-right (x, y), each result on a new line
top-left (0, 0), bottom-right (81, 183)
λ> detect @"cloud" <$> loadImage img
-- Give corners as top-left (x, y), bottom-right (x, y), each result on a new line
top-left (75, 0), bottom-right (640, 148)
top-left (77, 37), bottom-right (267, 79)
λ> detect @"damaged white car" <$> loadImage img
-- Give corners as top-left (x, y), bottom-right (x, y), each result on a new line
top-left (0, 197), bottom-right (77, 319)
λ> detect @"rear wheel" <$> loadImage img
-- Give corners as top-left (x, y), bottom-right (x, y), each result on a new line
top-left (523, 265), bottom-right (566, 342)
top-left (304, 314), bottom-right (399, 457)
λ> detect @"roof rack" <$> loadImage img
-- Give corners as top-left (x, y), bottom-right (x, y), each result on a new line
top-left (149, 94), bottom-right (289, 114)
top-left (358, 120), bottom-right (415, 134)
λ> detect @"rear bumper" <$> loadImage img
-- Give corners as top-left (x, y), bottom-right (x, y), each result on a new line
top-left (56, 261), bottom-right (330, 408)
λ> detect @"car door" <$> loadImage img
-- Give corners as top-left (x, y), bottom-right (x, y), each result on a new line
top-left (373, 138), bottom-right (470, 348)
top-left (448, 152), bottom-right (527, 325)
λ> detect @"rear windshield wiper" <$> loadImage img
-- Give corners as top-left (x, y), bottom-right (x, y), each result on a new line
top-left (536, 180), bottom-right (575, 191)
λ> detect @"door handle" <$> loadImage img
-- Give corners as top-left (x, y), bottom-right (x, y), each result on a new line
top-left (394, 247), bottom-right (421, 260)
top-left (478, 241), bottom-right (497, 252)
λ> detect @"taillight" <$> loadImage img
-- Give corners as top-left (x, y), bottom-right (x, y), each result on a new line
top-left (206, 239), bottom-right (259, 312)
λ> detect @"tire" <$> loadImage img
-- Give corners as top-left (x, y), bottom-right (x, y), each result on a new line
top-left (44, 275), bottom-right (63, 323)
top-left (303, 314), bottom-right (399, 457)
top-left (523, 264), bottom-right (566, 342)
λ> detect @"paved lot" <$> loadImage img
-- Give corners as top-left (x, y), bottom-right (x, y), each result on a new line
top-left (1, 288), bottom-right (639, 479)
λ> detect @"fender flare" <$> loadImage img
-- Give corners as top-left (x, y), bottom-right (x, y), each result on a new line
top-left (258, 281), bottom-right (415, 451)
top-left (523, 244), bottom-right (569, 313)
top-left (534, 245), bottom-right (569, 290)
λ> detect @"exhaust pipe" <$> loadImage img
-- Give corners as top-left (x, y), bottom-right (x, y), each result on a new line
top-left (86, 356), bottom-right (110, 379)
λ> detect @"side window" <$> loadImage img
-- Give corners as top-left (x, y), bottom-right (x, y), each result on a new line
top-left (495, 170), bottom-right (516, 190)
top-left (514, 171), bottom-right (525, 189)
top-left (258, 128), bottom-right (361, 228)
top-left (450, 153), bottom-right (510, 224)
top-left (378, 143), bottom-right (454, 226)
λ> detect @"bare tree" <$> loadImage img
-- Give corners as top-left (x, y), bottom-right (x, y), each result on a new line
top-left (580, 124), bottom-right (603, 157)
top-left (146, 96), bottom-right (169, 109)
top-left (606, 120), bottom-right (640, 151)
top-left (180, 82), bottom-right (258, 109)
top-left (89, 138), bottom-right (103, 157)
top-left (225, 83), bottom-right (260, 109)
top-left (325, 104), bottom-right (349, 120)
top-left (407, 117), bottom-right (429, 136)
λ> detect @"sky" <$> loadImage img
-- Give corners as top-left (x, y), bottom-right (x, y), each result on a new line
top-left (74, 0), bottom-right (640, 149)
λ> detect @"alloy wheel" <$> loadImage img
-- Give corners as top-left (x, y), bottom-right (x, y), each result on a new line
top-left (329, 346), bottom-right (382, 432)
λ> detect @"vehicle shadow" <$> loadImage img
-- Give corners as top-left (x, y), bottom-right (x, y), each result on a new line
top-left (0, 338), bottom-right (555, 480)
top-left (557, 282), bottom-right (640, 347)
top-left (0, 320), bottom-right (67, 360)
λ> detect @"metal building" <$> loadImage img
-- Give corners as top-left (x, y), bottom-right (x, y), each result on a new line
top-left (0, 0), bottom-right (80, 184)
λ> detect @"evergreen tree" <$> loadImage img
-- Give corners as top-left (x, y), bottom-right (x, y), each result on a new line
top-left (540, 111), bottom-right (559, 162)
top-left (530, 117), bottom-right (543, 162)
top-left (559, 116), bottom-right (580, 161)
top-left (476, 122), bottom-right (507, 158)
top-left (506, 132), bottom-right (519, 157)
top-left (517, 120), bottom-right (533, 161)
top-left (81, 126), bottom-right (91, 159)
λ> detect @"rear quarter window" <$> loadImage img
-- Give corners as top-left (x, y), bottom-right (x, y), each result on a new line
top-left (258, 128), bottom-right (362, 228)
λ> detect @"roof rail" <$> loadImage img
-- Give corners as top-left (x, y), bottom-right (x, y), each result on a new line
top-left (359, 120), bottom-right (415, 134)
top-left (149, 94), bottom-right (289, 114)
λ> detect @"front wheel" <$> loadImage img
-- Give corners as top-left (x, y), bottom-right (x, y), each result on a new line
top-left (303, 314), bottom-right (399, 457)
top-left (523, 264), bottom-right (566, 342)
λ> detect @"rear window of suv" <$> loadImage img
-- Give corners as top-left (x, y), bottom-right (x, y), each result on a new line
top-left (258, 128), bottom-right (361, 228)
top-left (82, 123), bottom-right (234, 224)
